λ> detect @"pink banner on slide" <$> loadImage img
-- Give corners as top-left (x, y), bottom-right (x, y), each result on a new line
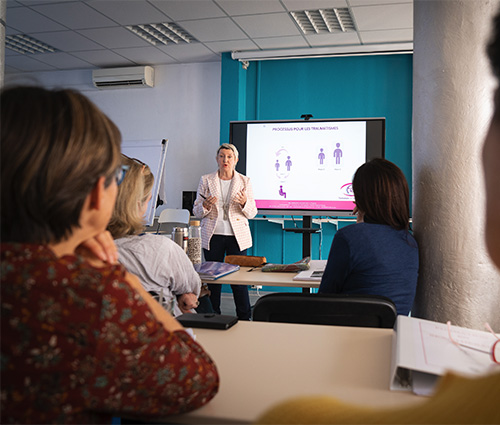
top-left (256, 199), bottom-right (355, 211)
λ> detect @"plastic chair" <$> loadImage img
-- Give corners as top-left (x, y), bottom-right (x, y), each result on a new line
top-left (252, 292), bottom-right (397, 328)
top-left (156, 208), bottom-right (190, 234)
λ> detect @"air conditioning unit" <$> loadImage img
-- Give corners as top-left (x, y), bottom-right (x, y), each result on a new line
top-left (92, 66), bottom-right (154, 89)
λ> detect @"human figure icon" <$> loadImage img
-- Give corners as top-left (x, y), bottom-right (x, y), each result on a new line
top-left (285, 156), bottom-right (292, 171)
top-left (279, 185), bottom-right (286, 198)
top-left (275, 159), bottom-right (280, 171)
top-left (333, 143), bottom-right (343, 165)
top-left (318, 148), bottom-right (325, 165)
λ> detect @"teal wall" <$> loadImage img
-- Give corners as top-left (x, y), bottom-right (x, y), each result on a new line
top-left (219, 52), bottom-right (413, 287)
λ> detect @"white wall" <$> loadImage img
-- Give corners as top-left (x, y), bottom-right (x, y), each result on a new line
top-left (5, 61), bottom-right (222, 209)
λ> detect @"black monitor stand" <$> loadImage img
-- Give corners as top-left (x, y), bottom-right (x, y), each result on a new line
top-left (283, 215), bottom-right (319, 293)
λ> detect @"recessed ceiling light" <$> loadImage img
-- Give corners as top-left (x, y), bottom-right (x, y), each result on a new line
top-left (6, 34), bottom-right (57, 54)
top-left (291, 8), bottom-right (355, 34)
top-left (126, 23), bottom-right (197, 46)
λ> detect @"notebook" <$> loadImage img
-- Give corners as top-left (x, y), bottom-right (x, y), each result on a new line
top-left (194, 261), bottom-right (240, 280)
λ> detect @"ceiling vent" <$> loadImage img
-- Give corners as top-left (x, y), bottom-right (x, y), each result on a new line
top-left (290, 8), bottom-right (355, 34)
top-left (92, 66), bottom-right (154, 89)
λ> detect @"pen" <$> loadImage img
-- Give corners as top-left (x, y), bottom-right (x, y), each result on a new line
top-left (200, 194), bottom-right (206, 200)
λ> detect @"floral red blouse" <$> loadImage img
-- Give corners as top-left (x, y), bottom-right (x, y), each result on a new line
top-left (1, 243), bottom-right (219, 424)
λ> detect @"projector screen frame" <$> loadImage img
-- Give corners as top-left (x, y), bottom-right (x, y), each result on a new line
top-left (229, 117), bottom-right (386, 217)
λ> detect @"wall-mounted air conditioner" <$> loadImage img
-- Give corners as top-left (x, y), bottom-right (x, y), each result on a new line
top-left (92, 66), bottom-right (154, 89)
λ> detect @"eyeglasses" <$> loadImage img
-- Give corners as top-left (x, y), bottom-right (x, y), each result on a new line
top-left (447, 321), bottom-right (500, 364)
top-left (122, 154), bottom-right (146, 173)
top-left (115, 165), bottom-right (129, 186)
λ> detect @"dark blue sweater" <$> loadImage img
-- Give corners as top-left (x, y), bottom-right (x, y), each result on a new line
top-left (319, 222), bottom-right (418, 316)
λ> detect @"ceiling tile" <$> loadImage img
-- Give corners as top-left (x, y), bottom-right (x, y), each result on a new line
top-left (6, 0), bottom-right (25, 8)
top-left (359, 28), bottom-right (413, 44)
top-left (281, 0), bottom-right (348, 11)
top-left (112, 46), bottom-right (179, 65)
top-left (4, 47), bottom-right (20, 56)
top-left (352, 4), bottom-right (413, 31)
top-left (253, 35), bottom-right (308, 50)
top-left (233, 13), bottom-right (300, 38)
top-left (305, 31), bottom-right (361, 47)
top-left (31, 2), bottom-right (117, 29)
top-left (5, 7), bottom-right (67, 33)
top-left (87, 0), bottom-right (169, 25)
top-left (33, 30), bottom-right (105, 51)
top-left (78, 27), bottom-right (150, 49)
top-left (350, 0), bottom-right (411, 5)
top-left (150, 0), bottom-right (226, 21)
top-left (70, 49), bottom-right (137, 67)
top-left (205, 39), bottom-right (259, 53)
top-left (4, 54), bottom-right (57, 72)
top-left (15, 0), bottom-right (79, 4)
top-left (216, 0), bottom-right (285, 16)
top-left (180, 17), bottom-right (248, 42)
top-left (35, 52), bottom-right (94, 69)
top-left (4, 0), bottom-right (415, 73)
top-left (157, 43), bottom-right (220, 62)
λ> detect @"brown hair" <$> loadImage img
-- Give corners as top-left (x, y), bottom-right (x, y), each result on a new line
top-left (107, 155), bottom-right (154, 239)
top-left (352, 158), bottom-right (410, 231)
top-left (1, 86), bottom-right (121, 244)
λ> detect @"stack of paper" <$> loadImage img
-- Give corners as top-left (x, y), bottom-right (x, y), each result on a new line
top-left (194, 261), bottom-right (240, 280)
top-left (292, 260), bottom-right (327, 281)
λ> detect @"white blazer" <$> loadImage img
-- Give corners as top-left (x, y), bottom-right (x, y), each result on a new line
top-left (193, 171), bottom-right (257, 251)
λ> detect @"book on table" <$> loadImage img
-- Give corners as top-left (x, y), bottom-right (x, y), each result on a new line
top-left (292, 260), bottom-right (327, 281)
top-left (194, 261), bottom-right (240, 280)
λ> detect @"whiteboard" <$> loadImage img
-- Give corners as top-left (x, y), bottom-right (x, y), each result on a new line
top-left (121, 139), bottom-right (168, 226)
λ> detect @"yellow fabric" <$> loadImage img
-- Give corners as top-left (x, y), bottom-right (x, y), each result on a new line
top-left (255, 372), bottom-right (500, 424)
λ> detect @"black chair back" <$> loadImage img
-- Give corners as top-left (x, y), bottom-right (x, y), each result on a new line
top-left (252, 292), bottom-right (397, 328)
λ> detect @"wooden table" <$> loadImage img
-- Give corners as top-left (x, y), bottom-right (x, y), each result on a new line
top-left (202, 267), bottom-right (320, 290)
top-left (168, 321), bottom-right (422, 424)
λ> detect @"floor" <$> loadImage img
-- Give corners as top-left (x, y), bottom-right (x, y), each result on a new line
top-left (220, 288), bottom-right (271, 317)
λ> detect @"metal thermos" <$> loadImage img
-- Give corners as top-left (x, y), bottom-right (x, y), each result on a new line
top-left (172, 227), bottom-right (188, 252)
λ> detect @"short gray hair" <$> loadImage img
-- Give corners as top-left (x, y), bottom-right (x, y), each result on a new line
top-left (217, 143), bottom-right (239, 159)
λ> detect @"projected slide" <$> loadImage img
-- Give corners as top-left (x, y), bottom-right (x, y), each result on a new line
top-left (246, 121), bottom-right (366, 211)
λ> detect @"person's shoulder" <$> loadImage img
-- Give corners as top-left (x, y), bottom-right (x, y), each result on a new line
top-left (202, 171), bottom-right (218, 180)
top-left (337, 222), bottom-right (364, 236)
top-left (234, 171), bottom-right (251, 182)
top-left (1, 242), bottom-right (52, 260)
top-left (124, 233), bottom-right (174, 249)
top-left (337, 222), bottom-right (392, 240)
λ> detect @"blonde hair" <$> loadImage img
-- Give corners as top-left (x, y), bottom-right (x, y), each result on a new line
top-left (107, 155), bottom-right (154, 238)
top-left (217, 143), bottom-right (239, 159)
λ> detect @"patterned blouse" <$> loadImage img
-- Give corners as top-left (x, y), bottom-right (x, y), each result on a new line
top-left (1, 243), bottom-right (219, 424)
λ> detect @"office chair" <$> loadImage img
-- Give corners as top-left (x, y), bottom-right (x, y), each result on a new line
top-left (252, 292), bottom-right (397, 328)
top-left (156, 208), bottom-right (190, 234)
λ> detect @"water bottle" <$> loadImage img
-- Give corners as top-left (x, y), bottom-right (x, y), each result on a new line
top-left (172, 227), bottom-right (188, 252)
top-left (187, 219), bottom-right (202, 264)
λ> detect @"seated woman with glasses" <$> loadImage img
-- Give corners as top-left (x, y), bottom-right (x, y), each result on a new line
top-left (0, 86), bottom-right (219, 425)
top-left (107, 154), bottom-right (205, 316)
top-left (319, 158), bottom-right (419, 316)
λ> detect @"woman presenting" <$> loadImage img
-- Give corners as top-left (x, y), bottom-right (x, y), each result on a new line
top-left (193, 143), bottom-right (257, 320)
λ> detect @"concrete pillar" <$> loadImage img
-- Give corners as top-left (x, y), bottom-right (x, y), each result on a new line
top-left (412, 0), bottom-right (500, 330)
top-left (1, 0), bottom-right (6, 87)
